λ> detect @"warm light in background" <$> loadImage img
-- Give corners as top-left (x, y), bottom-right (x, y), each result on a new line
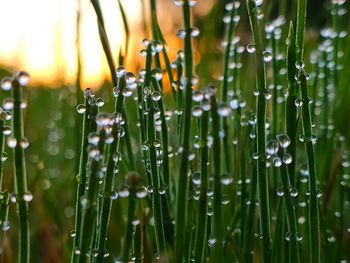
top-left (0, 0), bottom-right (141, 88)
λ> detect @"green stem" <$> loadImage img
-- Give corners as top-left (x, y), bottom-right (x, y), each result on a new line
top-left (95, 78), bottom-right (125, 262)
top-left (295, 0), bottom-right (307, 61)
top-left (122, 173), bottom-right (139, 262)
top-left (194, 109), bottom-right (209, 263)
top-left (144, 46), bottom-right (166, 253)
top-left (245, 1), bottom-right (271, 261)
top-left (72, 94), bottom-right (93, 263)
top-left (78, 128), bottom-right (105, 263)
top-left (210, 92), bottom-right (223, 262)
top-left (12, 78), bottom-right (30, 263)
top-left (175, 1), bottom-right (194, 261)
top-left (299, 69), bottom-right (321, 263)
top-left (286, 22), bottom-right (298, 187)
top-left (279, 149), bottom-right (300, 263)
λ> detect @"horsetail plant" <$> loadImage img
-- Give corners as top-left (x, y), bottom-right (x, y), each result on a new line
top-left (94, 76), bottom-right (125, 262)
top-left (298, 68), bottom-right (321, 262)
top-left (193, 97), bottom-right (209, 263)
top-left (72, 89), bottom-right (95, 263)
top-left (174, 1), bottom-right (195, 261)
top-left (11, 73), bottom-right (31, 263)
top-left (245, 1), bottom-right (271, 261)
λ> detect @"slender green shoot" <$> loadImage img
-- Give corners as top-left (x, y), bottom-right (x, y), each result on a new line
top-left (245, 1), bottom-right (271, 261)
top-left (298, 68), bottom-right (321, 263)
top-left (175, 1), bottom-right (194, 261)
top-left (12, 76), bottom-right (30, 263)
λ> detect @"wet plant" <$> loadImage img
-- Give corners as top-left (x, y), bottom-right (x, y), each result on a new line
top-left (2, 0), bottom-right (350, 262)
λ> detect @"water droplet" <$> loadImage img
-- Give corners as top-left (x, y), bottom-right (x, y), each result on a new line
top-left (192, 106), bottom-right (203, 117)
top-left (2, 220), bottom-right (10, 231)
top-left (174, 0), bottom-right (184, 6)
top-left (192, 171), bottom-right (201, 185)
top-left (96, 113), bottom-right (111, 127)
top-left (70, 230), bottom-right (76, 237)
top-left (118, 186), bottom-right (129, 198)
top-left (1, 77), bottom-right (12, 91)
top-left (22, 191), bottom-right (33, 202)
top-left (177, 29), bottom-right (186, 38)
top-left (96, 98), bottom-right (104, 107)
top-left (125, 72), bottom-right (136, 85)
top-left (151, 91), bottom-right (161, 102)
top-left (20, 138), bottom-right (29, 149)
top-left (246, 44), bottom-right (256, 53)
top-left (1, 152), bottom-right (8, 161)
top-left (266, 139), bottom-right (279, 155)
top-left (289, 188), bottom-right (298, 197)
top-left (230, 98), bottom-right (239, 109)
top-left (294, 98), bottom-right (303, 107)
top-left (285, 232), bottom-right (291, 241)
top-left (221, 174), bottom-right (233, 185)
top-left (276, 187), bottom-right (284, 197)
top-left (263, 51), bottom-right (272, 62)
top-left (136, 187), bottom-right (148, 199)
top-left (283, 154), bottom-right (293, 164)
top-left (217, 104), bottom-right (231, 117)
top-left (88, 133), bottom-right (100, 145)
top-left (116, 66), bottom-right (126, 78)
top-left (295, 61), bottom-right (305, 69)
top-left (7, 137), bottom-right (17, 148)
top-left (16, 71), bottom-right (30, 86)
top-left (277, 134), bottom-right (290, 148)
top-left (191, 27), bottom-right (200, 37)
top-left (273, 157), bottom-right (282, 167)
top-left (192, 90), bottom-right (204, 102)
top-left (158, 185), bottom-right (166, 195)
top-left (255, 0), bottom-right (263, 6)
top-left (208, 237), bottom-right (217, 247)
top-left (3, 99), bottom-right (14, 111)
top-left (295, 232), bottom-right (303, 241)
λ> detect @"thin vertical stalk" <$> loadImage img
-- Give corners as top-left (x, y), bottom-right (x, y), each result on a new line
top-left (245, 1), bottom-right (271, 262)
top-left (12, 78), bottom-right (30, 263)
top-left (221, 6), bottom-right (237, 174)
top-left (175, 1), bottom-right (194, 261)
top-left (194, 109), bottom-right (209, 263)
top-left (122, 173), bottom-right (139, 262)
top-left (150, 0), bottom-right (176, 101)
top-left (0, 118), bottom-right (4, 187)
top-left (78, 128), bottom-right (105, 263)
top-left (243, 137), bottom-right (257, 263)
top-left (94, 78), bottom-right (125, 262)
top-left (295, 0), bottom-right (307, 61)
top-left (134, 223), bottom-right (142, 263)
top-left (144, 45), bottom-right (166, 253)
top-left (286, 22), bottom-right (298, 187)
top-left (75, 0), bottom-right (83, 175)
top-left (210, 92), bottom-right (223, 262)
top-left (0, 191), bottom-right (10, 262)
top-left (299, 69), bottom-right (320, 263)
top-left (72, 94), bottom-right (93, 263)
top-left (279, 148), bottom-right (300, 263)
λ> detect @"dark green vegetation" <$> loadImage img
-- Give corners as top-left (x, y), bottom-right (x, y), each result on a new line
top-left (0, 0), bottom-right (350, 262)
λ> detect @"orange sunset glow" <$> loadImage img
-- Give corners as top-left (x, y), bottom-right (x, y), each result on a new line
top-left (0, 0), bottom-right (142, 88)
